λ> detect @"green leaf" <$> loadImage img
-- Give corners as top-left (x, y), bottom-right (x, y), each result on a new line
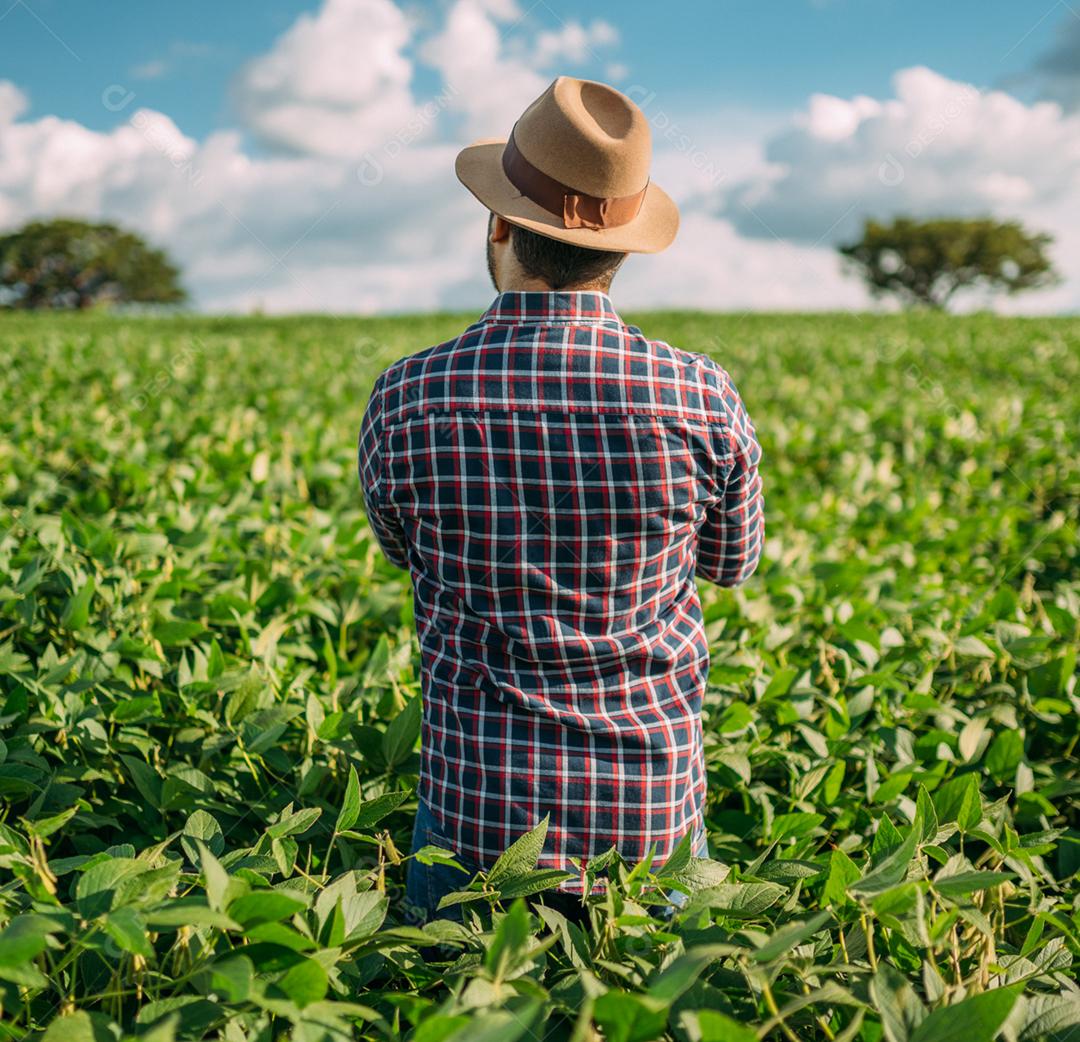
top-left (75, 857), bottom-right (146, 918)
top-left (275, 956), bottom-right (328, 1008)
top-left (103, 906), bottom-right (154, 957)
top-left (60, 577), bottom-right (95, 631)
top-left (932, 773), bottom-right (982, 832)
top-left (335, 764), bottom-right (361, 832)
top-left (43, 1011), bottom-right (117, 1042)
top-left (352, 788), bottom-right (410, 830)
top-left (0, 915), bottom-right (61, 965)
top-left (823, 848), bottom-right (861, 907)
top-left (228, 890), bottom-right (308, 927)
top-left (870, 962), bottom-right (927, 1042)
top-left (485, 898), bottom-right (531, 979)
top-left (382, 696), bottom-right (422, 768)
top-left (933, 870), bottom-right (1014, 898)
top-left (852, 821), bottom-right (919, 897)
top-left (593, 992), bottom-right (668, 1042)
top-left (486, 816), bottom-right (549, 889)
top-left (182, 810), bottom-right (223, 862)
top-left (909, 988), bottom-right (1019, 1042)
top-left (207, 955), bottom-right (254, 1003)
top-left (692, 882), bottom-right (786, 917)
top-left (684, 1010), bottom-right (759, 1042)
top-left (496, 869), bottom-right (574, 899)
top-left (751, 909), bottom-right (831, 962)
top-left (267, 806), bottom-right (322, 839)
top-left (985, 730), bottom-right (1024, 780)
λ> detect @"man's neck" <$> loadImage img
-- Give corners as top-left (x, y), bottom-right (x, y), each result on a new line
top-left (497, 278), bottom-right (609, 294)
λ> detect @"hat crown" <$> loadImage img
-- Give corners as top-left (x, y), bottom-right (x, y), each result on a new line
top-left (513, 77), bottom-right (652, 198)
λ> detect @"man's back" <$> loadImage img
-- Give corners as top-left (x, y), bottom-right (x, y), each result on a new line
top-left (359, 290), bottom-right (764, 890)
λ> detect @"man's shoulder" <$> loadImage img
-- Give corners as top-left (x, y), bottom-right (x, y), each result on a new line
top-left (632, 329), bottom-right (735, 400)
top-left (377, 325), bottom-right (485, 386)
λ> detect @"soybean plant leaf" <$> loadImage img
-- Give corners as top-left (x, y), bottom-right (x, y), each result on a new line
top-left (485, 898), bottom-right (531, 978)
top-left (933, 870), bottom-right (1014, 898)
top-left (43, 1010), bottom-right (116, 1042)
top-left (593, 991), bottom-right (668, 1042)
top-left (1017, 993), bottom-right (1080, 1042)
top-left (182, 810), bottom-right (223, 862)
top-left (497, 869), bottom-right (573, 900)
top-left (915, 785), bottom-right (938, 843)
top-left (352, 789), bottom-right (409, 829)
top-left (658, 829), bottom-right (695, 878)
top-left (443, 1003), bottom-right (542, 1042)
top-left (852, 822), bottom-right (919, 897)
top-left (648, 946), bottom-right (728, 1004)
top-left (684, 1010), bottom-right (759, 1042)
top-left (691, 882), bottom-right (785, 918)
top-left (275, 957), bottom-right (328, 1008)
top-left (870, 962), bottom-right (927, 1042)
top-left (228, 890), bottom-right (308, 928)
top-left (60, 578), bottom-right (95, 632)
top-left (199, 843), bottom-right (233, 912)
top-left (751, 909), bottom-right (831, 962)
top-left (909, 988), bottom-right (1019, 1042)
top-left (267, 806), bottom-right (322, 839)
top-left (0, 915), bottom-right (61, 971)
top-left (75, 858), bottom-right (146, 918)
top-left (382, 696), bottom-right (422, 768)
top-left (103, 906), bottom-right (154, 957)
top-left (933, 773), bottom-right (982, 832)
top-left (335, 765), bottom-right (361, 832)
top-left (486, 816), bottom-right (549, 889)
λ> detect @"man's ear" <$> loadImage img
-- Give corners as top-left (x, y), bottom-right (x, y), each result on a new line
top-left (489, 214), bottom-right (512, 242)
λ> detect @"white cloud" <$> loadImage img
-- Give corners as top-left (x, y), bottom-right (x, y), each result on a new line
top-left (131, 59), bottom-right (168, 81)
top-left (618, 210), bottom-right (869, 311)
top-left (0, 82), bottom-right (28, 125)
top-left (419, 0), bottom-right (548, 139)
top-left (534, 19), bottom-right (619, 67)
top-left (724, 66), bottom-right (1080, 251)
top-left (232, 0), bottom-right (420, 159)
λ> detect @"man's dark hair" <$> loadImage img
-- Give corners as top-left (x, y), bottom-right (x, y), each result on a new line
top-left (508, 222), bottom-right (627, 290)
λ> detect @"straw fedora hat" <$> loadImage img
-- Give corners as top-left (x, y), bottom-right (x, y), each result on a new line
top-left (455, 76), bottom-right (679, 254)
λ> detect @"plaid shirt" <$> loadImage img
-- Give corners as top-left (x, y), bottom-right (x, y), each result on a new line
top-left (358, 291), bottom-right (763, 891)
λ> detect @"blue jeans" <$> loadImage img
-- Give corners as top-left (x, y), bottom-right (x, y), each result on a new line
top-left (403, 799), bottom-right (708, 925)
top-left (403, 799), bottom-right (477, 926)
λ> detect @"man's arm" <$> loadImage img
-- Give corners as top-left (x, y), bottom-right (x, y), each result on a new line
top-left (695, 376), bottom-right (765, 587)
top-left (358, 371), bottom-right (409, 569)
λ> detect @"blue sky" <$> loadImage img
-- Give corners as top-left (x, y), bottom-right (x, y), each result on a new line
top-left (1, 0), bottom-right (1078, 313)
top-left (0, 0), bottom-right (1062, 138)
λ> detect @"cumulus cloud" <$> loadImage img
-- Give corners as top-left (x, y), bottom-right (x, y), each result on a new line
top-left (534, 19), bottom-right (619, 67)
top-left (0, 82), bottom-right (28, 125)
top-left (723, 66), bottom-right (1080, 249)
top-left (232, 0), bottom-right (419, 159)
top-left (419, 0), bottom-right (548, 139)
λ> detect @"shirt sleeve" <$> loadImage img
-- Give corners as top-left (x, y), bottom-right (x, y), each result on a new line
top-left (358, 370), bottom-right (409, 569)
top-left (695, 373), bottom-right (765, 587)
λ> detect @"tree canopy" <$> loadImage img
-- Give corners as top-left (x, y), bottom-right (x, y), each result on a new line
top-left (0, 218), bottom-right (186, 310)
top-left (838, 216), bottom-right (1058, 310)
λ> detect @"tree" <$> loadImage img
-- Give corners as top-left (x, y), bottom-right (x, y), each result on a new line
top-left (838, 217), bottom-right (1059, 311)
top-left (0, 218), bottom-right (186, 310)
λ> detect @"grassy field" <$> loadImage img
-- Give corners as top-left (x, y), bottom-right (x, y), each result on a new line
top-left (0, 311), bottom-right (1077, 1042)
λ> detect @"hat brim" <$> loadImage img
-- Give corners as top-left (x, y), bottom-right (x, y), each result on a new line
top-left (455, 138), bottom-right (679, 254)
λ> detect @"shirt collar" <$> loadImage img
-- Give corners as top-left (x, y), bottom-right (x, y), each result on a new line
top-left (475, 290), bottom-right (625, 328)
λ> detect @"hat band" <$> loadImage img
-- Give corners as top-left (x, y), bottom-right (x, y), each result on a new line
top-left (501, 129), bottom-right (648, 231)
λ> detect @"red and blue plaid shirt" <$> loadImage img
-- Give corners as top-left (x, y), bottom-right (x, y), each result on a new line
top-left (358, 291), bottom-right (763, 891)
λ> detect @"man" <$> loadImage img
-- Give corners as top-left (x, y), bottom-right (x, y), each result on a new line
top-left (358, 76), bottom-right (764, 922)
